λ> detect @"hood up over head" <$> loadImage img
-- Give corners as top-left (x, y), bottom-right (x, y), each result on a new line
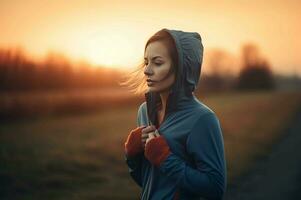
top-left (145, 28), bottom-right (204, 127)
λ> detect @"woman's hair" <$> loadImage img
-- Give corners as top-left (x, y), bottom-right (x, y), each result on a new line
top-left (119, 30), bottom-right (179, 95)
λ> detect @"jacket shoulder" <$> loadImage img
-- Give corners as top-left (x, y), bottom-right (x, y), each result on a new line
top-left (189, 100), bottom-right (222, 133)
top-left (190, 103), bottom-right (222, 139)
top-left (193, 99), bottom-right (216, 117)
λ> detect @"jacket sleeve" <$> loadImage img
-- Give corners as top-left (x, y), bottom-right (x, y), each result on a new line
top-left (158, 112), bottom-right (227, 200)
top-left (124, 103), bottom-right (145, 188)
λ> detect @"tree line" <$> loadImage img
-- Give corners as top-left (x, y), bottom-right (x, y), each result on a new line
top-left (0, 43), bottom-right (276, 93)
top-left (0, 48), bottom-right (122, 92)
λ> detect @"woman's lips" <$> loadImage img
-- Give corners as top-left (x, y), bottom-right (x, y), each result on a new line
top-left (147, 79), bottom-right (157, 85)
top-left (147, 79), bottom-right (157, 82)
top-left (147, 81), bottom-right (155, 86)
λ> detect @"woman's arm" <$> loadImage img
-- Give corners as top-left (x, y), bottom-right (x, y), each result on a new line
top-left (124, 151), bottom-right (144, 187)
top-left (124, 103), bottom-right (146, 187)
top-left (145, 112), bottom-right (227, 199)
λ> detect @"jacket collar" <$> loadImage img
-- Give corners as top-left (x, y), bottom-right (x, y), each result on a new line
top-left (144, 86), bottom-right (194, 127)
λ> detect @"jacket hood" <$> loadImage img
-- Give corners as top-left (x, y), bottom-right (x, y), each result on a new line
top-left (145, 28), bottom-right (204, 127)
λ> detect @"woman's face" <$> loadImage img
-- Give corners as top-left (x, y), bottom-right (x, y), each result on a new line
top-left (144, 41), bottom-right (175, 93)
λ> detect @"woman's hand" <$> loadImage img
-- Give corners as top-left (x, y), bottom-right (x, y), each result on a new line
top-left (141, 125), bottom-right (160, 148)
top-left (144, 133), bottom-right (171, 167)
top-left (124, 125), bottom-right (146, 157)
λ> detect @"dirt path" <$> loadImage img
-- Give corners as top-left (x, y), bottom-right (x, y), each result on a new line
top-left (224, 108), bottom-right (301, 200)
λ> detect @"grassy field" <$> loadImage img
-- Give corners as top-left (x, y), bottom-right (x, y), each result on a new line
top-left (0, 90), bottom-right (300, 199)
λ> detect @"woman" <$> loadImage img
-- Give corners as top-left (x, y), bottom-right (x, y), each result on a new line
top-left (123, 28), bottom-right (227, 200)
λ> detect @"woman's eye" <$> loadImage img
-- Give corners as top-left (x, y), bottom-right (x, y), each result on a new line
top-left (144, 62), bottom-right (162, 66)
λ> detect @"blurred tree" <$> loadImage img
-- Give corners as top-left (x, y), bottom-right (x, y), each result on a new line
top-left (236, 43), bottom-right (275, 90)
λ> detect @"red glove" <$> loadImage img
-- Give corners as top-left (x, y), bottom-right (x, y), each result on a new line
top-left (144, 135), bottom-right (171, 167)
top-left (124, 126), bottom-right (146, 157)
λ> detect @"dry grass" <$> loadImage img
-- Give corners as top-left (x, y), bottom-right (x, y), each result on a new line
top-left (0, 90), bottom-right (300, 199)
top-left (203, 91), bottom-right (301, 182)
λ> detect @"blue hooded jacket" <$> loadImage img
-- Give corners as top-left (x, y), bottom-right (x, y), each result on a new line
top-left (125, 28), bottom-right (227, 200)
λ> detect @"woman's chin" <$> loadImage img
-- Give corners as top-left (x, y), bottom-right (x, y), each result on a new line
top-left (147, 87), bottom-right (156, 92)
top-left (147, 87), bottom-right (160, 93)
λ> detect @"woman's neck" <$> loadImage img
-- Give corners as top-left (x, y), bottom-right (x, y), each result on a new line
top-left (157, 90), bottom-right (170, 126)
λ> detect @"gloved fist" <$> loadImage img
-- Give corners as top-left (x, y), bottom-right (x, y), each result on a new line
top-left (124, 126), bottom-right (146, 157)
top-left (144, 134), bottom-right (171, 167)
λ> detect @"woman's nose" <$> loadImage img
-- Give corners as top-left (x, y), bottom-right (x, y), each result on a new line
top-left (144, 65), bottom-right (153, 76)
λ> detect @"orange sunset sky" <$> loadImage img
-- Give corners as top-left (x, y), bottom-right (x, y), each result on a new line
top-left (0, 0), bottom-right (300, 76)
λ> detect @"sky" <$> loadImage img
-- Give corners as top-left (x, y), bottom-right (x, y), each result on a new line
top-left (0, 0), bottom-right (300, 76)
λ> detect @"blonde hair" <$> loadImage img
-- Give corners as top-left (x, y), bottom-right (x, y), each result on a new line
top-left (118, 61), bottom-right (148, 96)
